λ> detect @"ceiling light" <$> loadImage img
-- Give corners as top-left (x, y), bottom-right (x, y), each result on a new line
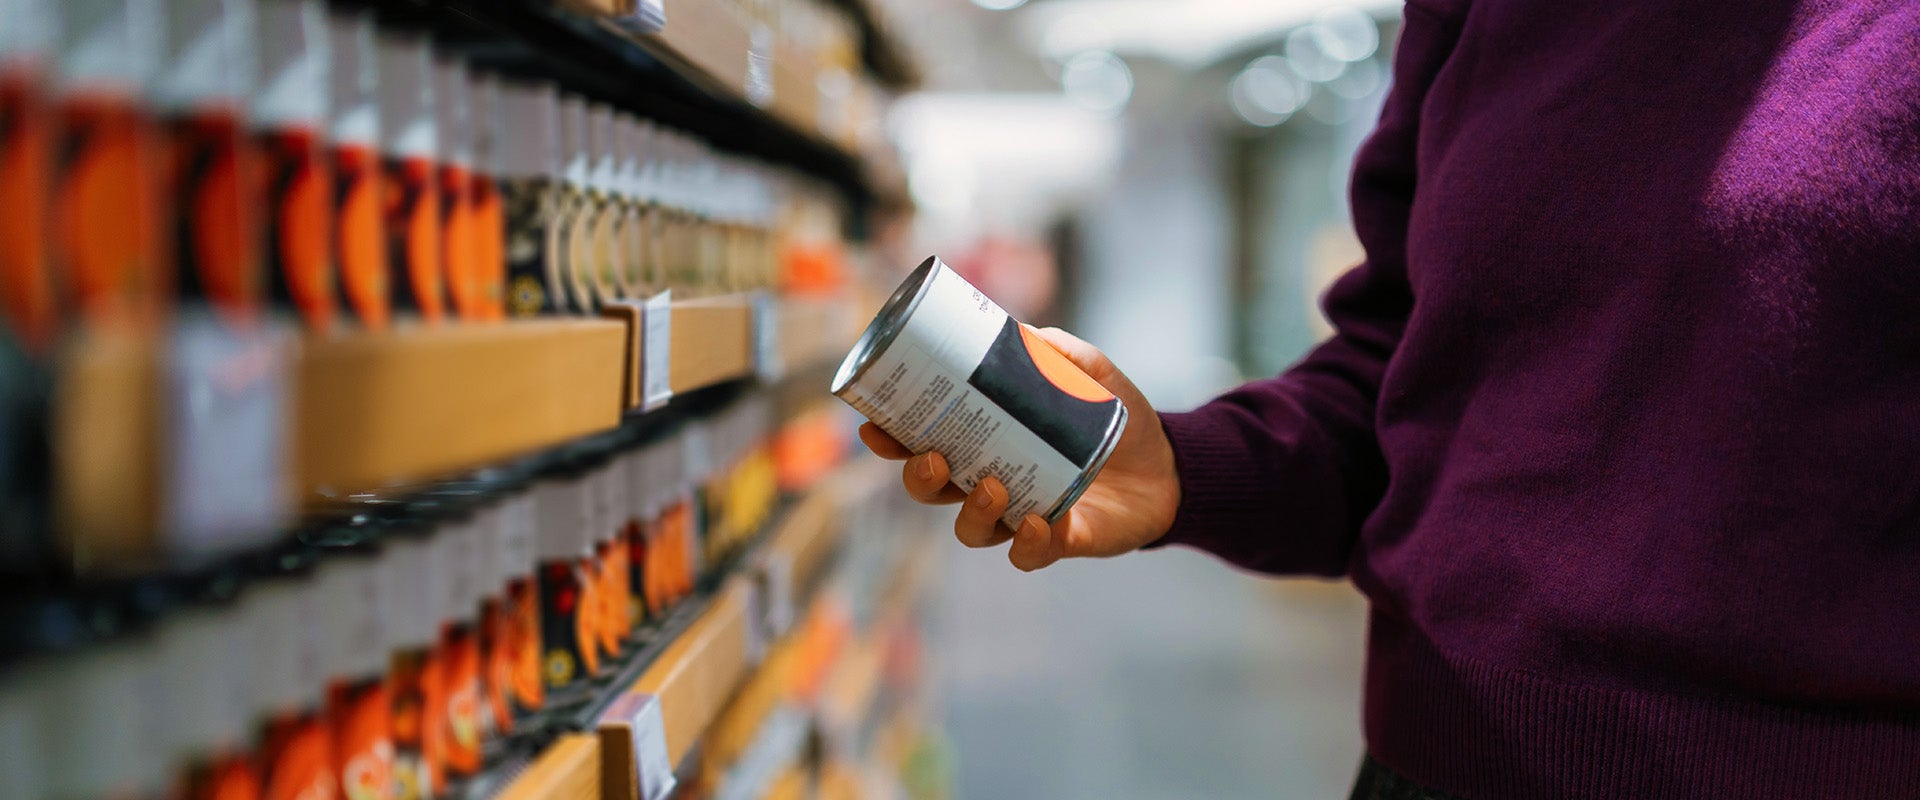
top-left (1060, 51), bottom-right (1134, 116)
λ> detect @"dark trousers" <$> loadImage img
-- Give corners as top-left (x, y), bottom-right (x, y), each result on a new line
top-left (1348, 756), bottom-right (1466, 800)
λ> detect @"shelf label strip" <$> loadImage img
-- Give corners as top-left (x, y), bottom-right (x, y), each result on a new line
top-left (642, 291), bottom-right (674, 411)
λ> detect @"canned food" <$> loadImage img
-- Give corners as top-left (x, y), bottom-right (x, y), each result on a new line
top-left (832, 256), bottom-right (1127, 528)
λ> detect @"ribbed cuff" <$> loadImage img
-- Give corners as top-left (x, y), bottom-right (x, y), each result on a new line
top-left (1146, 407), bottom-right (1285, 551)
top-left (1365, 612), bottom-right (1920, 798)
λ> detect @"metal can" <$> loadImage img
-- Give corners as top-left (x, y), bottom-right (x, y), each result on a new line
top-left (831, 256), bottom-right (1127, 528)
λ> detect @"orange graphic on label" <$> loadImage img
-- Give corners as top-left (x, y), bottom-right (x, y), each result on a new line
top-left (1017, 324), bottom-right (1113, 402)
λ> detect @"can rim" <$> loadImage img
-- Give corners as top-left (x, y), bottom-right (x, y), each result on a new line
top-left (1041, 401), bottom-right (1128, 524)
top-left (830, 255), bottom-right (942, 396)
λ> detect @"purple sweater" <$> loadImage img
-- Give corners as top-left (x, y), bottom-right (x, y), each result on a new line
top-left (1155, 1), bottom-right (1920, 796)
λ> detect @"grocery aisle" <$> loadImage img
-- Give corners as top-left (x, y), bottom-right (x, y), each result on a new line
top-left (935, 542), bottom-right (1368, 799)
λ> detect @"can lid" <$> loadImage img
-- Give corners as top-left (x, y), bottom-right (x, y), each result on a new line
top-left (156, 0), bottom-right (255, 111)
top-left (499, 80), bottom-right (559, 180)
top-left (559, 93), bottom-right (590, 186)
top-left (433, 56), bottom-right (470, 167)
top-left (471, 71), bottom-right (502, 177)
top-left (0, 0), bottom-right (60, 62)
top-left (325, 8), bottom-right (378, 145)
top-left (252, 0), bottom-right (327, 129)
top-left (58, 0), bottom-right (166, 94)
top-left (587, 103), bottom-right (617, 193)
top-left (831, 256), bottom-right (944, 396)
top-left (376, 30), bottom-right (434, 158)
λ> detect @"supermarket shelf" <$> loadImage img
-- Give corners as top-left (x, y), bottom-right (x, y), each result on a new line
top-left (298, 319), bottom-right (627, 494)
top-left (358, 0), bottom-right (876, 209)
top-left (496, 733), bottom-right (602, 800)
top-left (669, 297), bottom-right (756, 395)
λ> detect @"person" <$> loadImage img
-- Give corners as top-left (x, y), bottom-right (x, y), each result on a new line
top-left (857, 0), bottom-right (1920, 797)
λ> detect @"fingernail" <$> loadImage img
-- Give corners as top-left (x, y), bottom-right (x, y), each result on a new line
top-left (972, 488), bottom-right (994, 509)
top-left (1020, 517), bottom-right (1045, 541)
top-left (915, 457), bottom-right (935, 482)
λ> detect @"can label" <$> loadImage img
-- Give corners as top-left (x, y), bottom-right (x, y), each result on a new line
top-left (438, 161), bottom-right (482, 320)
top-left (836, 260), bottom-right (1125, 527)
top-left (502, 178), bottom-right (564, 316)
top-left (169, 108), bottom-right (264, 328)
top-left (387, 648), bottom-right (440, 800)
top-left (538, 556), bottom-right (597, 692)
top-left (383, 154), bottom-right (443, 322)
top-left (55, 95), bottom-right (168, 331)
top-left (262, 712), bottom-right (336, 800)
top-left (469, 172), bottom-right (505, 320)
top-left (261, 126), bottom-right (336, 332)
top-left (436, 625), bottom-right (482, 780)
top-left (503, 576), bottom-right (544, 713)
top-left (185, 754), bottom-right (264, 800)
top-left (0, 66), bottom-right (55, 352)
top-left (333, 141), bottom-right (387, 330)
top-left (328, 679), bottom-right (392, 800)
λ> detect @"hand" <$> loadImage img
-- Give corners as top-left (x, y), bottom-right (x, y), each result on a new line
top-left (856, 326), bottom-right (1180, 571)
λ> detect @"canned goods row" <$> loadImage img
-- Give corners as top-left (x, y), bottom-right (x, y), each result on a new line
top-left (0, 0), bottom-right (793, 355)
top-left (0, 396), bottom-right (782, 800)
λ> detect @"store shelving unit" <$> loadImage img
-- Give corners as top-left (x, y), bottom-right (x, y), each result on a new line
top-left (16, 0), bottom-right (932, 797)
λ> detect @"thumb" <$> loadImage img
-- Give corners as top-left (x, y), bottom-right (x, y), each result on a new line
top-left (1026, 325), bottom-right (1115, 383)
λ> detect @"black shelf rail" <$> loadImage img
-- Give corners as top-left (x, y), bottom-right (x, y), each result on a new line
top-left (349, 0), bottom-right (880, 220)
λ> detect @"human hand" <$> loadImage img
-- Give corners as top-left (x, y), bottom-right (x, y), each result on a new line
top-left (856, 326), bottom-right (1180, 571)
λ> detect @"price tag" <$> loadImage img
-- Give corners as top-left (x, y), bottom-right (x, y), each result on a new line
top-left (601, 692), bottom-right (677, 800)
top-left (617, 0), bottom-right (667, 33)
top-left (164, 315), bottom-right (290, 560)
top-left (751, 290), bottom-right (781, 382)
top-left (641, 291), bottom-right (673, 412)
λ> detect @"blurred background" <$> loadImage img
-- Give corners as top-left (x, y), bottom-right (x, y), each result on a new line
top-left (868, 1), bottom-right (1396, 796)
top-left (0, 0), bottom-right (1399, 798)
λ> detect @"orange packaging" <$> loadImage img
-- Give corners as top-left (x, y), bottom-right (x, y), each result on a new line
top-left (433, 59), bottom-right (484, 322)
top-left (326, 10), bottom-right (387, 331)
top-left (312, 534), bottom-right (392, 800)
top-left (255, 0), bottom-right (336, 332)
top-left (497, 491), bottom-right (545, 720)
top-left (535, 470), bottom-right (597, 702)
top-left (430, 510), bottom-right (483, 783)
top-left (328, 680), bottom-right (392, 800)
top-left (588, 462), bottom-right (625, 663)
top-left (380, 520), bottom-right (442, 800)
top-left (375, 33), bottom-right (442, 323)
top-left (184, 757), bottom-right (265, 800)
top-left (158, 0), bottom-right (265, 329)
top-left (261, 716), bottom-right (335, 800)
top-left (52, 0), bottom-right (170, 333)
top-left (0, 0), bottom-right (59, 354)
top-left (478, 488), bottom-right (537, 734)
top-left (468, 73), bottom-right (506, 320)
top-left (248, 551), bottom-right (336, 800)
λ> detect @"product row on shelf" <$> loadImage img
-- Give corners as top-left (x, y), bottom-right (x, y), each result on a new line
top-left (0, 0), bottom-right (893, 582)
top-left (0, 384), bottom-right (954, 800)
top-left (0, 0), bottom-right (862, 344)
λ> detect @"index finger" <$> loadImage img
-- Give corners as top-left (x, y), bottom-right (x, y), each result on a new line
top-left (858, 422), bottom-right (914, 460)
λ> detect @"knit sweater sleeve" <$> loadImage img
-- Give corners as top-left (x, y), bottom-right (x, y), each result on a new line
top-left (1149, 1), bottom-right (1465, 576)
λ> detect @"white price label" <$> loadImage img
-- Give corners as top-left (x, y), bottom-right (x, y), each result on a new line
top-left (751, 290), bottom-right (781, 382)
top-left (602, 692), bottom-right (677, 800)
top-left (642, 291), bottom-right (674, 411)
top-left (165, 315), bottom-right (291, 559)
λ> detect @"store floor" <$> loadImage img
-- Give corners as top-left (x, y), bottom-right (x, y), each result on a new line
top-left (934, 541), bottom-right (1370, 799)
